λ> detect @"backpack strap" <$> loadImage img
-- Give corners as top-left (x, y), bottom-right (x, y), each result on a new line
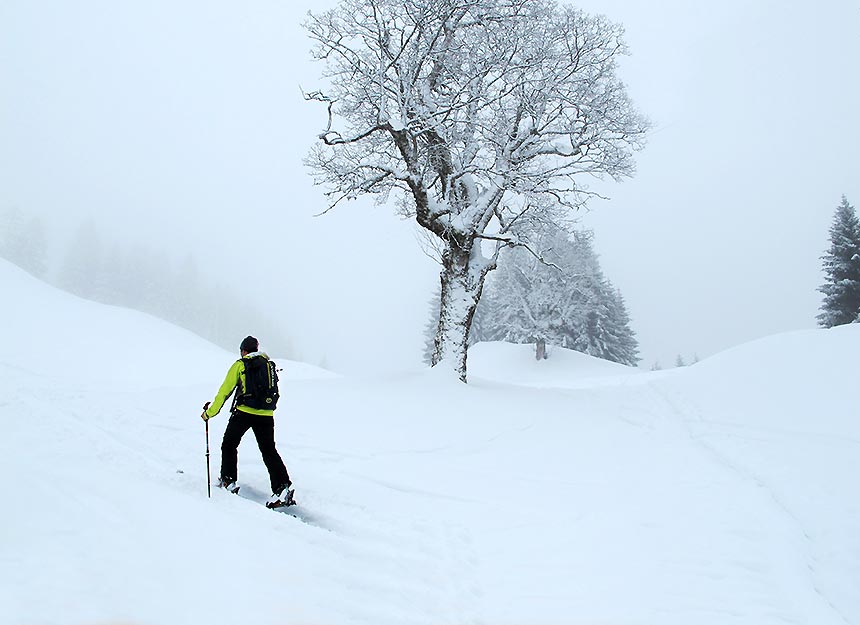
top-left (230, 358), bottom-right (246, 414)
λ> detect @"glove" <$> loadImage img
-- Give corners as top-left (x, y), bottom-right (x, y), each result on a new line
top-left (201, 401), bottom-right (211, 421)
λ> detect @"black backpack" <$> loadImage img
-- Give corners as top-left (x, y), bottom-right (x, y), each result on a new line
top-left (236, 356), bottom-right (280, 410)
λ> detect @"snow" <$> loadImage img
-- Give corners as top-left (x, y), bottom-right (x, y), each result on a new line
top-left (1, 257), bottom-right (858, 625)
top-left (469, 340), bottom-right (636, 387)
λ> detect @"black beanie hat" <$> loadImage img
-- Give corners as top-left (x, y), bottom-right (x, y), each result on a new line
top-left (240, 335), bottom-right (259, 353)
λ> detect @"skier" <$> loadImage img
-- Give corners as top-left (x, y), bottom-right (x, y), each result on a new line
top-left (201, 335), bottom-right (294, 508)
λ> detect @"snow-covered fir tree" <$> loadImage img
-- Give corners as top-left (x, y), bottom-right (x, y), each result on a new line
top-left (817, 195), bottom-right (860, 328)
top-left (490, 229), bottom-right (639, 366)
top-left (601, 288), bottom-right (639, 365)
top-left (0, 208), bottom-right (48, 279)
top-left (425, 228), bottom-right (639, 366)
top-left (57, 219), bottom-right (106, 301)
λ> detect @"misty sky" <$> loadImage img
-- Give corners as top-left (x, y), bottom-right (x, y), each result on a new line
top-left (1, 0), bottom-right (858, 372)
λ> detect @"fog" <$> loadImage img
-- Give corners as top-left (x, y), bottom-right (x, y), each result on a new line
top-left (2, 0), bottom-right (857, 371)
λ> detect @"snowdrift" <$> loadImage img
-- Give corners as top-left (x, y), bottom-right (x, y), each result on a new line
top-left (468, 340), bottom-right (637, 388)
top-left (1, 257), bottom-right (858, 625)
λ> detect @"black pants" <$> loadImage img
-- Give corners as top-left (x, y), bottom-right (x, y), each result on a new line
top-left (220, 410), bottom-right (290, 492)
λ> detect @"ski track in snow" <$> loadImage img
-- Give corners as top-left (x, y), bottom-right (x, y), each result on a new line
top-left (3, 358), bottom-right (857, 625)
top-left (221, 471), bottom-right (484, 625)
top-left (646, 381), bottom-right (848, 624)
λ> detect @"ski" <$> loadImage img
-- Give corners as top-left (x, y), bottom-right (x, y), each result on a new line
top-left (215, 483), bottom-right (330, 530)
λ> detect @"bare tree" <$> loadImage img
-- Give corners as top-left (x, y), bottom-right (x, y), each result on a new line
top-left (305, 0), bottom-right (649, 381)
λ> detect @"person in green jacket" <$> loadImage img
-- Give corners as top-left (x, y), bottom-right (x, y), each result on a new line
top-left (201, 335), bottom-right (293, 507)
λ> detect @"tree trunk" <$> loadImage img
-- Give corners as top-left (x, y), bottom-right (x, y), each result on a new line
top-left (535, 338), bottom-right (547, 360)
top-left (431, 243), bottom-right (485, 383)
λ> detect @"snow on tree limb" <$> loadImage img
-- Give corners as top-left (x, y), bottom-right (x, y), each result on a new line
top-left (304, 0), bottom-right (649, 381)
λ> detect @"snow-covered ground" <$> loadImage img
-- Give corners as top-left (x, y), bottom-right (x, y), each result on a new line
top-left (1, 257), bottom-right (858, 625)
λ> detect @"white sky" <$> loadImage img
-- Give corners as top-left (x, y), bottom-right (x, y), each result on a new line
top-left (1, 0), bottom-right (858, 372)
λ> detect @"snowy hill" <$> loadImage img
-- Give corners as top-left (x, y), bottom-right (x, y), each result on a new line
top-left (468, 340), bottom-right (637, 388)
top-left (1, 257), bottom-right (858, 625)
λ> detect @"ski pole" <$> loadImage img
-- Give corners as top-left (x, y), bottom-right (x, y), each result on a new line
top-left (205, 419), bottom-right (211, 498)
top-left (202, 402), bottom-right (212, 498)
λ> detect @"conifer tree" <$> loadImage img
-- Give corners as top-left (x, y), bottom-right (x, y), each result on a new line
top-left (430, 228), bottom-right (640, 366)
top-left (57, 220), bottom-right (106, 301)
top-left (0, 206), bottom-right (24, 262)
top-left (603, 289), bottom-right (639, 365)
top-left (817, 196), bottom-right (860, 327)
top-left (0, 209), bottom-right (48, 278)
top-left (422, 288), bottom-right (440, 365)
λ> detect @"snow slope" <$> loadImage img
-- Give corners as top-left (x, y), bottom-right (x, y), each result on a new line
top-left (468, 340), bottom-right (636, 388)
top-left (1, 258), bottom-right (858, 625)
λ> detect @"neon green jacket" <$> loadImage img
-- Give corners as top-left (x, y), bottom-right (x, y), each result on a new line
top-left (205, 353), bottom-right (275, 418)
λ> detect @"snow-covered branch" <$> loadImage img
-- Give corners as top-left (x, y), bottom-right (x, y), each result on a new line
top-left (304, 0), bottom-right (648, 381)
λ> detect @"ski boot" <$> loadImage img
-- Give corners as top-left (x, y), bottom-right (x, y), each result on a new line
top-left (266, 483), bottom-right (295, 509)
top-left (217, 477), bottom-right (240, 494)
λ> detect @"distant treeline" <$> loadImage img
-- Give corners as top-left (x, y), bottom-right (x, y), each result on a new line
top-left (0, 207), bottom-right (294, 357)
